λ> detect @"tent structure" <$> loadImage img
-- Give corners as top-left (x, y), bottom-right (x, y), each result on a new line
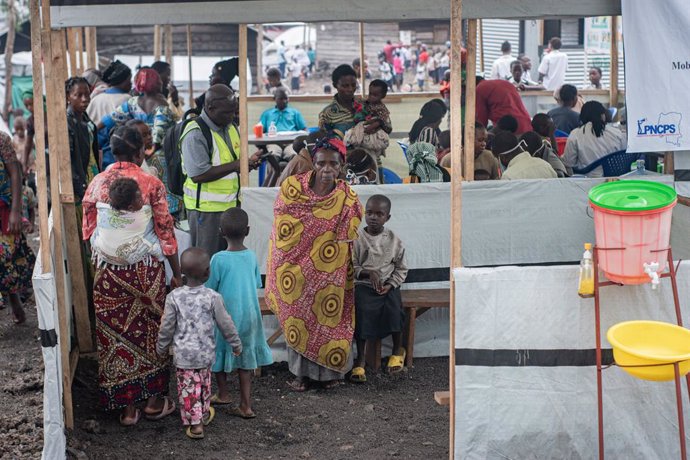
top-left (30, 0), bottom-right (629, 459)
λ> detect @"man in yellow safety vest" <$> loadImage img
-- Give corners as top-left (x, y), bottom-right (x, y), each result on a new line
top-left (180, 84), bottom-right (261, 255)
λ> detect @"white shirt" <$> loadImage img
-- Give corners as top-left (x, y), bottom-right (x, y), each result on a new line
top-left (379, 62), bottom-right (393, 81)
top-left (538, 50), bottom-right (568, 90)
top-left (416, 64), bottom-right (426, 80)
top-left (490, 54), bottom-right (514, 80)
top-left (440, 54), bottom-right (450, 68)
top-left (562, 123), bottom-right (627, 177)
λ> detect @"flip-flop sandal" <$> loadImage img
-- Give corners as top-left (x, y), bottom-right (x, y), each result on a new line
top-left (185, 426), bottom-right (204, 439)
top-left (11, 307), bottom-right (26, 325)
top-left (349, 366), bottom-right (367, 383)
top-left (119, 408), bottom-right (141, 427)
top-left (322, 380), bottom-right (341, 390)
top-left (287, 379), bottom-right (308, 392)
top-left (145, 396), bottom-right (176, 421)
top-left (210, 394), bottom-right (232, 405)
top-left (202, 406), bottom-right (215, 426)
top-left (387, 349), bottom-right (407, 374)
top-left (229, 406), bottom-right (256, 419)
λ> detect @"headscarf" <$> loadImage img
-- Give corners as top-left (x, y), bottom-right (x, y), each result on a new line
top-left (409, 99), bottom-right (447, 143)
top-left (133, 68), bottom-right (161, 94)
top-left (408, 142), bottom-right (444, 183)
top-left (102, 60), bottom-right (132, 86)
top-left (213, 59), bottom-right (239, 86)
top-left (313, 137), bottom-right (347, 161)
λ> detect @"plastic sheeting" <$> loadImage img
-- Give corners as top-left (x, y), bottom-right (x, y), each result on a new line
top-left (32, 252), bottom-right (66, 460)
top-left (454, 263), bottom-right (690, 459)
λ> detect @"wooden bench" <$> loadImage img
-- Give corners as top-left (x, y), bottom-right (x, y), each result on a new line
top-left (259, 288), bottom-right (450, 371)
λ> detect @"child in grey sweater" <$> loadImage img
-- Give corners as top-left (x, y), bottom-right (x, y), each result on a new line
top-left (157, 247), bottom-right (242, 440)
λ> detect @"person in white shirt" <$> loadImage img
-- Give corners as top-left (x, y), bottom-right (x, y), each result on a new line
top-left (490, 41), bottom-right (514, 80)
top-left (562, 101), bottom-right (627, 177)
top-left (538, 37), bottom-right (568, 91)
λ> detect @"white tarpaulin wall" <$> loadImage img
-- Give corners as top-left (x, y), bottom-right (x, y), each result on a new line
top-left (454, 263), bottom-right (690, 459)
top-left (623, 0), bottom-right (690, 153)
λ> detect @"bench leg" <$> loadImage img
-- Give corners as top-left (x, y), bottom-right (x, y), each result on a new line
top-left (365, 338), bottom-right (382, 371)
top-left (267, 328), bottom-right (283, 346)
top-left (406, 307), bottom-right (417, 368)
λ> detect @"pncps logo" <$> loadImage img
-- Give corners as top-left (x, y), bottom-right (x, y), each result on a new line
top-left (636, 112), bottom-right (682, 146)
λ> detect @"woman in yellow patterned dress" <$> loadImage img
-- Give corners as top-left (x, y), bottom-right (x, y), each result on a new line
top-left (266, 138), bottom-right (363, 391)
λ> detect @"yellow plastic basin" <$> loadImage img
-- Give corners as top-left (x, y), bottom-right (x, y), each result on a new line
top-left (607, 321), bottom-right (690, 381)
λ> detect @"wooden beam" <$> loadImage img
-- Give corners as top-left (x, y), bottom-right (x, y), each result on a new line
top-left (76, 28), bottom-right (84, 73)
top-left (359, 22), bottom-right (366, 98)
top-left (609, 15), bottom-right (619, 108)
top-left (449, 0), bottom-right (463, 457)
top-left (256, 24), bottom-right (263, 94)
top-left (29, 0), bottom-right (50, 271)
top-left (85, 27), bottom-right (96, 69)
top-left (463, 19), bottom-right (477, 181)
top-left (186, 25), bottom-right (194, 108)
top-left (434, 390), bottom-right (450, 406)
top-left (239, 24), bottom-right (249, 187)
top-left (3, 0), bottom-right (16, 121)
top-left (664, 152), bottom-right (674, 175)
top-left (164, 24), bottom-right (173, 77)
top-left (40, 0), bottom-right (74, 430)
top-left (66, 27), bottom-right (77, 76)
top-left (153, 25), bottom-right (162, 62)
top-left (478, 19), bottom-right (484, 74)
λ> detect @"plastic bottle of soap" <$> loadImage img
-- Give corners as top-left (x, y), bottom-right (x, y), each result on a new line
top-left (268, 121), bottom-right (277, 137)
top-left (578, 243), bottom-right (595, 298)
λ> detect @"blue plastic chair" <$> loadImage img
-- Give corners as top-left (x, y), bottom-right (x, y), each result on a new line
top-left (554, 129), bottom-right (570, 138)
top-left (380, 167), bottom-right (402, 184)
top-left (608, 107), bottom-right (618, 121)
top-left (572, 150), bottom-right (641, 177)
top-left (397, 141), bottom-right (412, 165)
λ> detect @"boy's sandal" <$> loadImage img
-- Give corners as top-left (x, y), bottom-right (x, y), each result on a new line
top-left (210, 394), bottom-right (232, 405)
top-left (387, 349), bottom-right (407, 374)
top-left (119, 408), bottom-right (141, 427)
top-left (144, 396), bottom-right (176, 421)
top-left (202, 406), bottom-right (215, 426)
top-left (185, 426), bottom-right (204, 440)
top-left (229, 406), bottom-right (256, 419)
top-left (349, 366), bottom-right (367, 383)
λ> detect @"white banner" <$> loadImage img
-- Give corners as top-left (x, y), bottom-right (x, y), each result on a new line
top-left (584, 16), bottom-right (622, 55)
top-left (623, 0), bottom-right (690, 152)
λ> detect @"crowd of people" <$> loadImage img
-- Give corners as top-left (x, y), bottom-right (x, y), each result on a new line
top-left (0, 36), bottom-right (627, 440)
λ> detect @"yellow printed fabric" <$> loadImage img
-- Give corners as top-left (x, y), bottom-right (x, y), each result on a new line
top-left (266, 172), bottom-right (363, 372)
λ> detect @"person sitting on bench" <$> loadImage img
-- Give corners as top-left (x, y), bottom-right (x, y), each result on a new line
top-left (351, 194), bottom-right (408, 383)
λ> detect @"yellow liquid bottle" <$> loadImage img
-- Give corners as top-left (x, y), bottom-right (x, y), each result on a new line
top-left (578, 243), bottom-right (595, 298)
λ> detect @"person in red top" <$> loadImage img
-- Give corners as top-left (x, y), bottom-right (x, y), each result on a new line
top-left (475, 77), bottom-right (532, 134)
top-left (383, 40), bottom-right (400, 64)
top-left (418, 46), bottom-right (429, 65)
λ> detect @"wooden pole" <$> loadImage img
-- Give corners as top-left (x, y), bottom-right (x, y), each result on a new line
top-left (153, 25), bottom-right (162, 62)
top-left (76, 27), bottom-right (84, 73)
top-left (359, 23), bottom-right (366, 98)
top-left (239, 24), bottom-right (249, 187)
top-left (256, 24), bottom-right (263, 94)
top-left (609, 16), bottom-right (619, 108)
top-left (478, 19), bottom-right (484, 75)
top-left (3, 0), bottom-right (15, 121)
top-left (463, 19), bottom-right (477, 181)
top-left (164, 24), bottom-right (173, 77)
top-left (449, 0), bottom-right (463, 457)
top-left (40, 0), bottom-right (74, 430)
top-left (186, 25), bottom-right (194, 108)
top-left (85, 27), bottom-right (97, 69)
top-left (29, 0), bottom-right (50, 271)
top-left (66, 28), bottom-right (78, 76)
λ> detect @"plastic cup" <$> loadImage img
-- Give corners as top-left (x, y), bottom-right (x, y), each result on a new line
top-left (253, 124), bottom-right (263, 138)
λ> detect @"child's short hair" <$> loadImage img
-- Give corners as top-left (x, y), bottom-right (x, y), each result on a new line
top-left (266, 67), bottom-right (281, 79)
top-left (369, 79), bottom-right (388, 97)
top-left (323, 84), bottom-right (332, 94)
top-left (220, 207), bottom-right (249, 239)
top-left (13, 116), bottom-right (26, 130)
top-left (109, 177), bottom-right (140, 211)
top-left (497, 115), bottom-right (518, 133)
top-left (367, 194), bottom-right (392, 212)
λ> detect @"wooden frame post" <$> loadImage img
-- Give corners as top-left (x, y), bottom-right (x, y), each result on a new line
top-left (66, 27), bottom-right (78, 76)
top-left (76, 27), bottom-right (84, 73)
top-left (463, 19), bottom-right (477, 181)
top-left (186, 25), bottom-right (194, 108)
top-left (478, 19), bottom-right (484, 75)
top-left (85, 27), bottom-right (97, 69)
top-left (256, 24), bottom-right (263, 93)
top-left (3, 0), bottom-right (15, 121)
top-left (164, 24), bottom-right (173, 75)
top-left (29, 0), bottom-right (50, 271)
top-left (153, 25), bottom-right (162, 62)
top-left (609, 16), bottom-right (619, 108)
top-left (449, 0), bottom-right (463, 458)
top-left (239, 24), bottom-right (249, 187)
top-left (359, 22), bottom-right (366, 98)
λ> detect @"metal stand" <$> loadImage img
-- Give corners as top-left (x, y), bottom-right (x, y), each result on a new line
top-left (592, 247), bottom-right (688, 460)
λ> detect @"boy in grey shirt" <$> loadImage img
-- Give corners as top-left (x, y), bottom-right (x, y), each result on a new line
top-left (157, 247), bottom-right (241, 439)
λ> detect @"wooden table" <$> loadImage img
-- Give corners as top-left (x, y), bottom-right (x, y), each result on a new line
top-left (248, 131), bottom-right (308, 185)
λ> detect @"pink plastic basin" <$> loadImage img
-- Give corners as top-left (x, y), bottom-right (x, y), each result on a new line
top-left (591, 201), bottom-right (675, 284)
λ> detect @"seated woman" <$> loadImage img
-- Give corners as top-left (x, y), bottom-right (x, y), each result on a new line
top-left (405, 142), bottom-right (450, 183)
top-left (520, 131), bottom-right (568, 178)
top-left (344, 149), bottom-right (378, 185)
top-left (408, 99), bottom-right (447, 150)
top-left (562, 101), bottom-right (627, 177)
top-left (318, 65), bottom-right (360, 139)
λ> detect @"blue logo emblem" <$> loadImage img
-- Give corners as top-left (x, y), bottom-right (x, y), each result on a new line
top-left (636, 112), bottom-right (682, 146)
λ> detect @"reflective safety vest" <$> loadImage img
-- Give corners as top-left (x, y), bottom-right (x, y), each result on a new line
top-left (180, 120), bottom-right (240, 212)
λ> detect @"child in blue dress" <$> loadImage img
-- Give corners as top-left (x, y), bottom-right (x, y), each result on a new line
top-left (206, 207), bottom-right (273, 418)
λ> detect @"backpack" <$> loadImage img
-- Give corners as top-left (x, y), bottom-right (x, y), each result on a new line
top-left (163, 108), bottom-right (211, 197)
